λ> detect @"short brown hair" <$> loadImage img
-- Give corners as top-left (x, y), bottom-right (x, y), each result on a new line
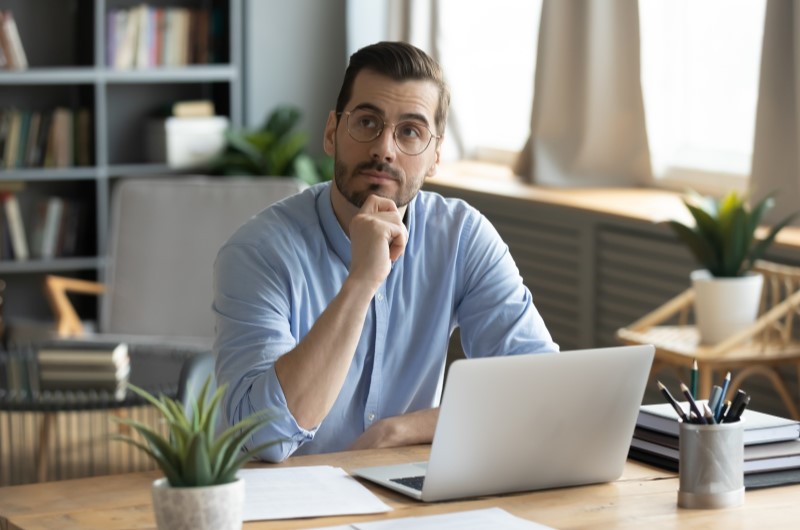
top-left (335, 41), bottom-right (450, 136)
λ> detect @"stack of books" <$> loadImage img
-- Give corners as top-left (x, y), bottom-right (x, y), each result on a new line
top-left (631, 402), bottom-right (800, 487)
top-left (37, 342), bottom-right (130, 400)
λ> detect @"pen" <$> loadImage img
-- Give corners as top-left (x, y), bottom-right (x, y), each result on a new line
top-left (657, 380), bottom-right (688, 422)
top-left (718, 400), bottom-right (731, 422)
top-left (703, 402), bottom-right (717, 424)
top-left (680, 382), bottom-right (707, 424)
top-left (690, 359), bottom-right (698, 399)
top-left (723, 390), bottom-right (748, 423)
top-left (707, 385), bottom-right (722, 419)
top-left (732, 394), bottom-right (751, 422)
top-left (716, 372), bottom-right (731, 420)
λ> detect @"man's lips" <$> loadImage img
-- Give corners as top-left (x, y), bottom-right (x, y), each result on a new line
top-left (359, 169), bottom-right (398, 182)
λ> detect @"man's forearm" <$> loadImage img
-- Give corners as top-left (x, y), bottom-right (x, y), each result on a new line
top-left (274, 277), bottom-right (376, 430)
top-left (349, 408), bottom-right (440, 450)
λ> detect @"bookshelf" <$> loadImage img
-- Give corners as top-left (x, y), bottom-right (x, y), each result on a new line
top-left (0, 0), bottom-right (242, 329)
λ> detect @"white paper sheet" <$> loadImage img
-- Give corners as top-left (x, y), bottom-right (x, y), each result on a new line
top-left (306, 507), bottom-right (555, 529)
top-left (239, 465), bottom-right (392, 521)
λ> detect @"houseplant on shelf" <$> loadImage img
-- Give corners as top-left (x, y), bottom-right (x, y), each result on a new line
top-left (667, 189), bottom-right (798, 344)
top-left (113, 377), bottom-right (277, 530)
top-left (208, 104), bottom-right (333, 185)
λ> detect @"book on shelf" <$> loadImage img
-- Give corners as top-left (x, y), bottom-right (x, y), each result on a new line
top-left (637, 402), bottom-right (800, 445)
top-left (631, 426), bottom-right (800, 474)
top-left (2, 192), bottom-right (29, 260)
top-left (109, 5), bottom-right (212, 69)
top-left (0, 10), bottom-right (28, 70)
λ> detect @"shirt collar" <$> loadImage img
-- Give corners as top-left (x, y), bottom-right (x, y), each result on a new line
top-left (316, 182), bottom-right (419, 269)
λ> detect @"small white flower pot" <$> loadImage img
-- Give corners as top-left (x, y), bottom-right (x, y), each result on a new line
top-left (691, 269), bottom-right (764, 345)
top-left (151, 477), bottom-right (244, 530)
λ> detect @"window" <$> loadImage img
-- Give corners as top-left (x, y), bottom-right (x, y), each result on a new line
top-left (436, 0), bottom-right (542, 162)
top-left (639, 0), bottom-right (767, 193)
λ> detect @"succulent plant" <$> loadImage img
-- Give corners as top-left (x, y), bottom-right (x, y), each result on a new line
top-left (113, 377), bottom-right (276, 487)
top-left (667, 190), bottom-right (798, 278)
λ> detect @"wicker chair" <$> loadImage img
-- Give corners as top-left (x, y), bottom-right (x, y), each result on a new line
top-left (617, 260), bottom-right (800, 419)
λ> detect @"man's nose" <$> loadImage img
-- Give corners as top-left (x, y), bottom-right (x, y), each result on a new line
top-left (369, 126), bottom-right (397, 162)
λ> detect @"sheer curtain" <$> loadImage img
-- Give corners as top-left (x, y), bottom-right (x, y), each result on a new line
top-left (750, 0), bottom-right (800, 226)
top-left (515, 0), bottom-right (651, 186)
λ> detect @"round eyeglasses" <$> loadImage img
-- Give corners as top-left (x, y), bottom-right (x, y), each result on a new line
top-left (338, 109), bottom-right (441, 156)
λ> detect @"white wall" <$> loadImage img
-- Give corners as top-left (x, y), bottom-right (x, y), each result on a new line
top-left (244, 0), bottom-right (347, 156)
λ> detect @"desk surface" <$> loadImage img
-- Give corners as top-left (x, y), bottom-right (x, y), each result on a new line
top-left (1, 445), bottom-right (799, 530)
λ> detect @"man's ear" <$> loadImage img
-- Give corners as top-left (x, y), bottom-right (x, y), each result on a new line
top-left (425, 136), bottom-right (444, 178)
top-left (323, 111), bottom-right (338, 156)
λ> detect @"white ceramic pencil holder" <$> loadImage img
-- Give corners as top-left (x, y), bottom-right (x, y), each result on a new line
top-left (678, 419), bottom-right (745, 509)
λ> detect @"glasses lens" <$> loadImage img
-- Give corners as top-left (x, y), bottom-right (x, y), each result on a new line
top-left (347, 110), bottom-right (382, 142)
top-left (394, 121), bottom-right (431, 155)
top-left (345, 110), bottom-right (434, 155)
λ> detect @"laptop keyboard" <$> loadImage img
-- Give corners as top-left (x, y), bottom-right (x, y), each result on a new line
top-left (390, 475), bottom-right (426, 491)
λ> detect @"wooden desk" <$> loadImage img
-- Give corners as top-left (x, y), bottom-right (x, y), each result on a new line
top-left (1, 445), bottom-right (799, 530)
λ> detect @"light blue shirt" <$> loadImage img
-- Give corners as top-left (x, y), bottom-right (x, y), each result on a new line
top-left (213, 182), bottom-right (558, 462)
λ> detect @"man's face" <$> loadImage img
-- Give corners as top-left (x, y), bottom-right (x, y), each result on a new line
top-left (324, 70), bottom-right (442, 209)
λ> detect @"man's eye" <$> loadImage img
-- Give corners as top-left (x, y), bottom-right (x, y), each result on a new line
top-left (358, 116), bottom-right (380, 129)
top-left (398, 123), bottom-right (422, 139)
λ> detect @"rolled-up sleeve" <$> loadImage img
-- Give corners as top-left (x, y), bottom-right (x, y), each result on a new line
top-left (213, 241), bottom-right (315, 463)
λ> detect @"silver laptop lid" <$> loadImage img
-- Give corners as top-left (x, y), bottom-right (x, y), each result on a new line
top-left (420, 345), bottom-right (654, 501)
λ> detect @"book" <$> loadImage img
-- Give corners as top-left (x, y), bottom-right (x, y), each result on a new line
top-left (2, 10), bottom-right (27, 69)
top-left (637, 402), bottom-right (800, 445)
top-left (3, 192), bottom-right (29, 260)
top-left (37, 341), bottom-right (129, 366)
top-left (631, 427), bottom-right (800, 474)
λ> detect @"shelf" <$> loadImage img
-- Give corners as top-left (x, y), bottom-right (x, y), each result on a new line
top-left (0, 168), bottom-right (100, 181)
top-left (0, 0), bottom-right (241, 323)
top-left (0, 65), bottom-right (237, 84)
top-left (0, 257), bottom-right (104, 274)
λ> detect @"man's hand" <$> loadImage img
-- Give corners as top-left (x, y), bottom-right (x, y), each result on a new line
top-left (349, 408), bottom-right (439, 450)
top-left (348, 195), bottom-right (408, 290)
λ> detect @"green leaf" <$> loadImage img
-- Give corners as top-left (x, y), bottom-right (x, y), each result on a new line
top-left (263, 106), bottom-right (302, 138)
top-left (666, 220), bottom-right (719, 271)
top-left (184, 432), bottom-right (214, 487)
top-left (112, 435), bottom-right (185, 487)
top-left (293, 155), bottom-right (320, 186)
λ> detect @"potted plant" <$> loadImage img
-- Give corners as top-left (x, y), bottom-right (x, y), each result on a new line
top-left (113, 377), bottom-right (277, 530)
top-left (666, 189), bottom-right (798, 343)
top-left (208, 105), bottom-right (333, 185)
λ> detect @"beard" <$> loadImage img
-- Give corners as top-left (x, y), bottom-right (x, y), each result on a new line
top-left (334, 155), bottom-right (420, 209)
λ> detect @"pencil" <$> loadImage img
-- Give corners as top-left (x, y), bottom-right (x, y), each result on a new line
top-left (690, 359), bottom-right (698, 399)
top-left (681, 382), bottom-right (706, 424)
top-left (657, 380), bottom-right (688, 422)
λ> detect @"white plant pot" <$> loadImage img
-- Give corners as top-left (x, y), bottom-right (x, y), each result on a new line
top-left (152, 477), bottom-right (244, 530)
top-left (691, 269), bottom-right (764, 345)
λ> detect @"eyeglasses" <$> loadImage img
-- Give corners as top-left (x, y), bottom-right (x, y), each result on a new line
top-left (338, 109), bottom-right (441, 156)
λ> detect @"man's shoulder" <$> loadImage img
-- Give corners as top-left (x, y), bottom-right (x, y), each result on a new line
top-left (415, 188), bottom-right (479, 218)
top-left (227, 182), bottom-right (326, 245)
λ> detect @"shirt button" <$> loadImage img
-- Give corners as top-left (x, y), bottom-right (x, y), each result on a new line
top-left (376, 293), bottom-right (384, 302)
top-left (367, 413), bottom-right (376, 422)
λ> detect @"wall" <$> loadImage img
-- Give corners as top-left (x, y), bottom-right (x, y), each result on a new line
top-left (244, 0), bottom-right (347, 157)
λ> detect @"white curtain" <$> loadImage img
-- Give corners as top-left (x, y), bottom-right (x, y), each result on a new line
top-left (750, 0), bottom-right (800, 226)
top-left (515, 0), bottom-right (651, 186)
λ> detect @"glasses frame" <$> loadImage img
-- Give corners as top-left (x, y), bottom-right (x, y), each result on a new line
top-left (337, 110), bottom-right (441, 156)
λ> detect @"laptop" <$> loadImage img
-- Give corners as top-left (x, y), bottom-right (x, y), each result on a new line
top-left (352, 345), bottom-right (654, 502)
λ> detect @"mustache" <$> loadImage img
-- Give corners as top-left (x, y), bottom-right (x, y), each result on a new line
top-left (353, 160), bottom-right (402, 180)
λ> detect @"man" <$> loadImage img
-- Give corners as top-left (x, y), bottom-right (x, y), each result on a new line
top-left (213, 41), bottom-right (557, 463)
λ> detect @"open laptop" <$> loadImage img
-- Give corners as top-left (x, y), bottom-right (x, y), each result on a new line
top-left (352, 345), bottom-right (654, 502)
